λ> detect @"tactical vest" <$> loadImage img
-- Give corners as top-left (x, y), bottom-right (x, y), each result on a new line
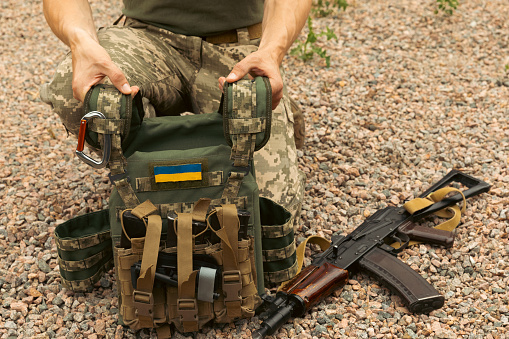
top-left (54, 77), bottom-right (298, 335)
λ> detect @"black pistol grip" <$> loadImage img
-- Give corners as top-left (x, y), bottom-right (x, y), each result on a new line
top-left (358, 247), bottom-right (444, 314)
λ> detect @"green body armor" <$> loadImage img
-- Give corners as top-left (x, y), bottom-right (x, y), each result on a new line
top-left (54, 77), bottom-right (298, 335)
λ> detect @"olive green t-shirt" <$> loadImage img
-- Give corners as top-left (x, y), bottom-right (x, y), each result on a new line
top-left (122, 1), bottom-right (264, 36)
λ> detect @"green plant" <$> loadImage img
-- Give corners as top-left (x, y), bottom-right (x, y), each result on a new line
top-left (505, 64), bottom-right (509, 72)
top-left (435, 0), bottom-right (459, 15)
top-left (290, 17), bottom-right (338, 67)
top-left (312, 0), bottom-right (348, 17)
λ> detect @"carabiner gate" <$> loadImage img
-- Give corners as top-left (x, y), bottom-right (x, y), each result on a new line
top-left (75, 111), bottom-right (112, 169)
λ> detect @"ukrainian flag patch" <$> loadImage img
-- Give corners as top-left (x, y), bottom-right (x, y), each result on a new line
top-left (153, 163), bottom-right (202, 183)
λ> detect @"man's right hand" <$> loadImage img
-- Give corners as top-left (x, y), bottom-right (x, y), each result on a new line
top-left (70, 33), bottom-right (138, 102)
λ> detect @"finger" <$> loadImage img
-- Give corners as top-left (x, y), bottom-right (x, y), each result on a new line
top-left (73, 79), bottom-right (95, 103)
top-left (131, 86), bottom-right (140, 97)
top-left (218, 77), bottom-right (226, 92)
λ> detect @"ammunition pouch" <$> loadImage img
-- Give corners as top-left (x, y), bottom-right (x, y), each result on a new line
top-left (54, 77), bottom-right (298, 336)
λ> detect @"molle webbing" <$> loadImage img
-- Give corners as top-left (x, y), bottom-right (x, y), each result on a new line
top-left (114, 196), bottom-right (249, 222)
top-left (259, 198), bottom-right (297, 284)
top-left (54, 210), bottom-right (114, 292)
top-left (227, 81), bottom-right (258, 168)
top-left (85, 85), bottom-right (140, 209)
top-left (221, 77), bottom-right (272, 199)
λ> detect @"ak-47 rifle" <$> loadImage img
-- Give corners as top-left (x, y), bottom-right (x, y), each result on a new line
top-left (253, 170), bottom-right (490, 339)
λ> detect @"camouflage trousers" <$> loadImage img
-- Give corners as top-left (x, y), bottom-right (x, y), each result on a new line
top-left (40, 18), bottom-right (304, 220)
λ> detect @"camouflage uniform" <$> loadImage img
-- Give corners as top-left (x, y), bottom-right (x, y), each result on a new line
top-left (40, 18), bottom-right (304, 220)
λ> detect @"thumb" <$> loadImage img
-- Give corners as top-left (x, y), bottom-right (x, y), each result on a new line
top-left (225, 60), bottom-right (251, 83)
top-left (106, 64), bottom-right (132, 95)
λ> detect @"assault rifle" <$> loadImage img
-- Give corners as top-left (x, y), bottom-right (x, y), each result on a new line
top-left (253, 170), bottom-right (490, 338)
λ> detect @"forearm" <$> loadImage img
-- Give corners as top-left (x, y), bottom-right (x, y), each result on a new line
top-left (43, 0), bottom-right (98, 49)
top-left (260, 0), bottom-right (312, 65)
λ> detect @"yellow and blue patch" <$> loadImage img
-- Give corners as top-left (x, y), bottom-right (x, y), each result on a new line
top-left (154, 163), bottom-right (202, 183)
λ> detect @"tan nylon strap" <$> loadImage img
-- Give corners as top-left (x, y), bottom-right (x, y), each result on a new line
top-left (209, 206), bottom-right (239, 269)
top-left (392, 187), bottom-right (466, 248)
top-left (134, 201), bottom-right (162, 326)
top-left (221, 204), bottom-right (242, 318)
top-left (192, 198), bottom-right (211, 223)
top-left (131, 200), bottom-right (159, 219)
top-left (205, 22), bottom-right (262, 45)
top-left (155, 324), bottom-right (173, 339)
top-left (208, 205), bottom-right (242, 318)
top-left (403, 187), bottom-right (466, 215)
top-left (176, 213), bottom-right (199, 332)
top-left (223, 205), bottom-right (240, 269)
top-left (176, 213), bottom-right (194, 296)
top-left (278, 235), bottom-right (331, 292)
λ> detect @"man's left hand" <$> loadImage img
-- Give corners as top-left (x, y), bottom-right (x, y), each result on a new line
top-left (218, 50), bottom-right (283, 110)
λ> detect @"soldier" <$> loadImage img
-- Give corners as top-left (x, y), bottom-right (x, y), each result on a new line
top-left (40, 0), bottom-right (309, 220)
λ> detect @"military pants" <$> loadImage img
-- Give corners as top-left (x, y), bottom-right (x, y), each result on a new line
top-left (41, 18), bottom-right (304, 220)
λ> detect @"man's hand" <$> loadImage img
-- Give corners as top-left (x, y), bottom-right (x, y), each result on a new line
top-left (219, 0), bottom-right (311, 110)
top-left (218, 49), bottom-right (283, 110)
top-left (42, 0), bottom-right (138, 102)
top-left (71, 33), bottom-right (138, 102)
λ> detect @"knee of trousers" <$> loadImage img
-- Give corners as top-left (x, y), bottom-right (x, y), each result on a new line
top-left (40, 55), bottom-right (84, 136)
top-left (254, 95), bottom-right (305, 221)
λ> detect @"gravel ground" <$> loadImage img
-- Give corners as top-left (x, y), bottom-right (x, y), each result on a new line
top-left (1, 0), bottom-right (508, 338)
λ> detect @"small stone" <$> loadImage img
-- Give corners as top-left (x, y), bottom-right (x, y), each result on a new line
top-left (28, 288), bottom-right (43, 298)
top-left (52, 296), bottom-right (64, 306)
top-left (37, 260), bottom-right (51, 273)
top-left (4, 321), bottom-right (17, 329)
top-left (10, 301), bottom-right (28, 313)
top-left (38, 271), bottom-right (47, 283)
